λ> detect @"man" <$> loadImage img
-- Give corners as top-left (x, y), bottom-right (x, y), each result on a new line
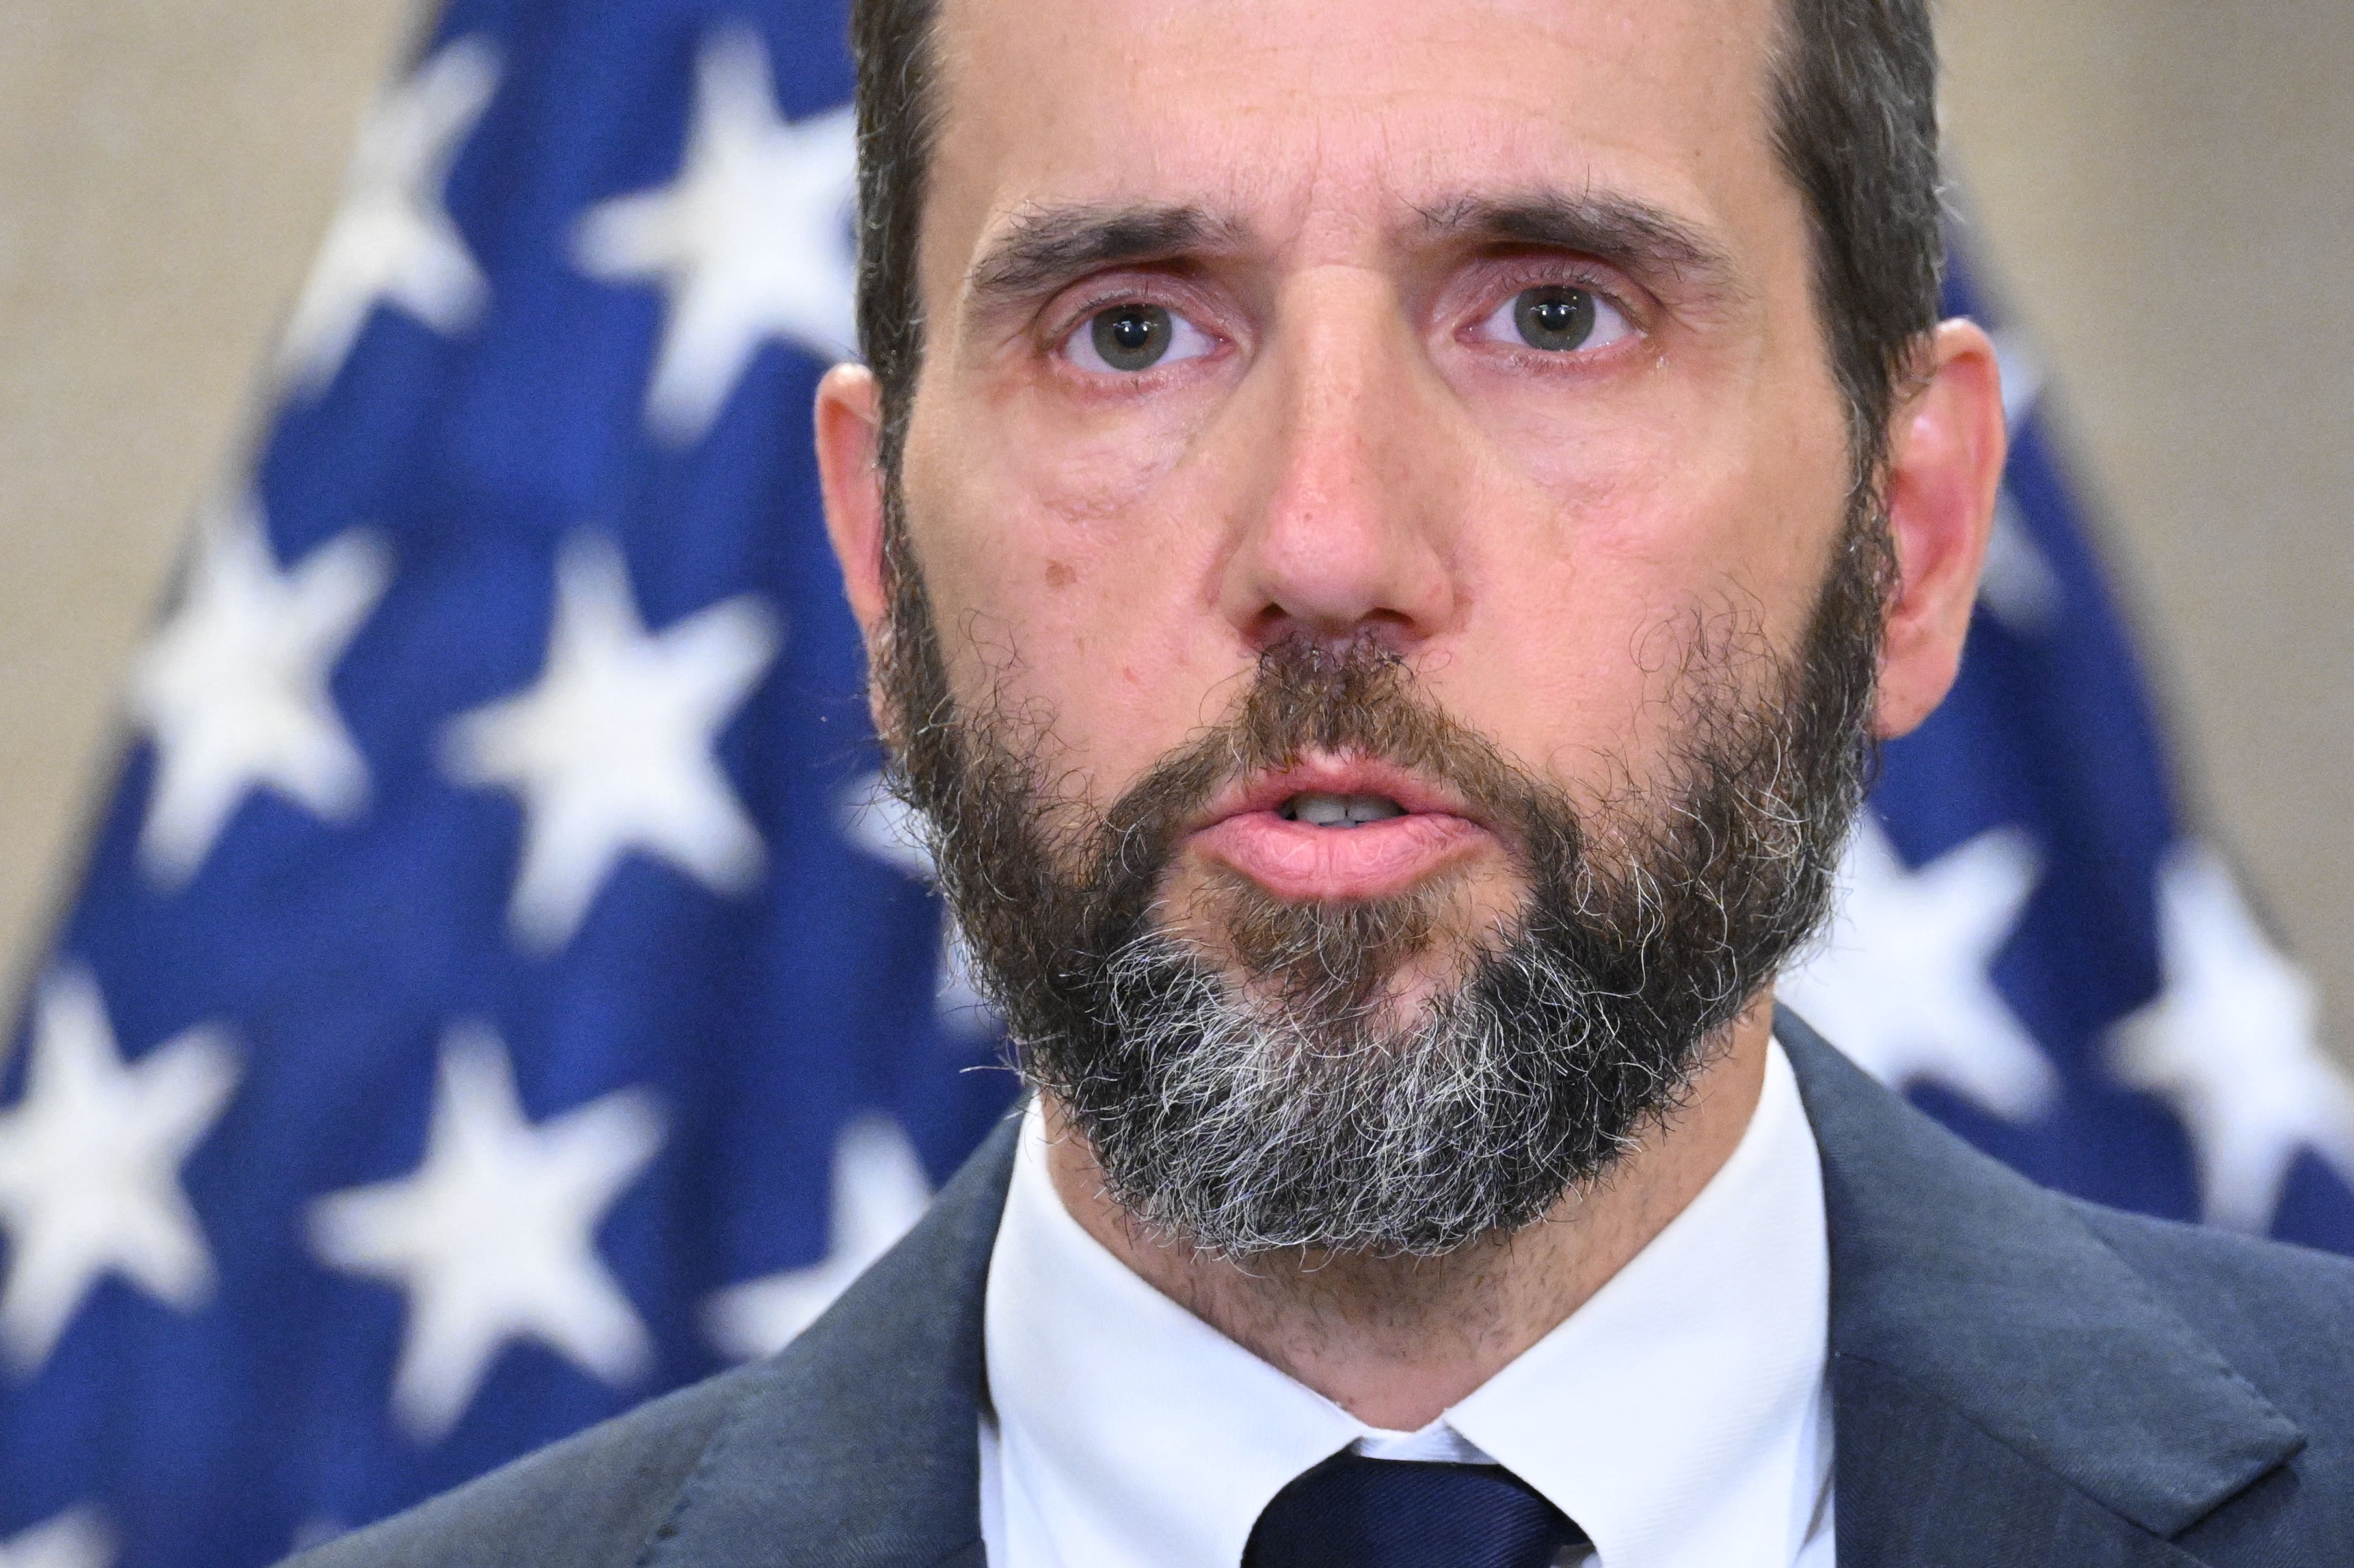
top-left (295, 0), bottom-right (2354, 1562)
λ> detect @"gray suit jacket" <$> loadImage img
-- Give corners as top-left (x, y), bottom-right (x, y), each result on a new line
top-left (291, 1012), bottom-right (2354, 1566)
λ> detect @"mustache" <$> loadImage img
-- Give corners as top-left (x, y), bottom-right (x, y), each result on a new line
top-left (1089, 636), bottom-right (1569, 896)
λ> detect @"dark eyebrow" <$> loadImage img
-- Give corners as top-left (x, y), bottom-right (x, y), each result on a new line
top-left (965, 202), bottom-right (1246, 314)
top-left (1416, 191), bottom-right (1744, 302)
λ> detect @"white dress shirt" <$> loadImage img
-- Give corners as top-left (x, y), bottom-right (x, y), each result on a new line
top-left (980, 1038), bottom-right (1835, 1568)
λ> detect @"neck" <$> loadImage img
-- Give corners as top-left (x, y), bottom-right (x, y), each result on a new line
top-left (1041, 996), bottom-right (1774, 1430)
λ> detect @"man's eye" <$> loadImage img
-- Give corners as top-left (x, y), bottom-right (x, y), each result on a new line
top-left (1474, 286), bottom-right (1634, 354)
top-left (1065, 304), bottom-right (1215, 374)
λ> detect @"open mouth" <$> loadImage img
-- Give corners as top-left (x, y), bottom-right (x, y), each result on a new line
top-left (1274, 791), bottom-right (1409, 827)
top-left (1185, 765), bottom-right (1490, 901)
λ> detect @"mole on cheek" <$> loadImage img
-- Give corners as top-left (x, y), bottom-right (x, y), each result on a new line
top-left (1044, 560), bottom-right (1077, 589)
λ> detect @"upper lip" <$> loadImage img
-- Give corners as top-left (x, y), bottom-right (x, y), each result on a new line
top-left (1185, 755), bottom-right (1489, 835)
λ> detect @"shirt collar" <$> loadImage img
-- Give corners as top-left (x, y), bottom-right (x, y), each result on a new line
top-left (1446, 1037), bottom-right (1831, 1566)
top-left (983, 1038), bottom-right (1830, 1568)
top-left (985, 1105), bottom-right (1362, 1567)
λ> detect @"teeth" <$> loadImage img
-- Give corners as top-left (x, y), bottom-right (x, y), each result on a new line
top-left (1292, 793), bottom-right (1351, 826)
top-left (1280, 791), bottom-right (1407, 827)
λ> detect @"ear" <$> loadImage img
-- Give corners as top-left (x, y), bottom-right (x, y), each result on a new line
top-left (1872, 319), bottom-right (2007, 739)
top-left (815, 361), bottom-right (890, 646)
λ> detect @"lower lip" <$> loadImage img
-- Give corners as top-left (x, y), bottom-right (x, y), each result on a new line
top-left (1188, 811), bottom-right (1490, 902)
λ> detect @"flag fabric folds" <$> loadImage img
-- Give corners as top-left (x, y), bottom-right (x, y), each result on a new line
top-left (2, 3), bottom-right (2350, 1562)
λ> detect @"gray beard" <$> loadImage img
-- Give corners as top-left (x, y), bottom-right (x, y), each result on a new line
top-left (875, 496), bottom-right (1890, 1262)
top-left (1070, 925), bottom-right (1709, 1259)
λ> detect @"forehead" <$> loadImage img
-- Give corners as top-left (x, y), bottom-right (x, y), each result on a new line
top-left (927, 0), bottom-right (1792, 265)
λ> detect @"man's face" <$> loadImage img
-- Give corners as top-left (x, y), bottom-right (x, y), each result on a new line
top-left (896, 0), bottom-right (1852, 996)
top-left (837, 0), bottom-right (1929, 1256)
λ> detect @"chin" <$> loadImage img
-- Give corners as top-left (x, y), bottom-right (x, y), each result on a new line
top-left (1167, 860), bottom-right (1528, 1035)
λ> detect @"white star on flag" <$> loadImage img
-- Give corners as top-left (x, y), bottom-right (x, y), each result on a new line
top-left (0, 968), bottom-right (238, 1375)
top-left (441, 534), bottom-right (780, 954)
top-left (308, 1026), bottom-right (664, 1441)
top-left (1780, 819), bottom-right (2060, 1122)
top-left (702, 1114), bottom-right (933, 1362)
top-left (2110, 843), bottom-right (2354, 1231)
top-left (839, 772), bottom-right (997, 1036)
top-left (278, 36), bottom-right (502, 397)
top-left (573, 27), bottom-right (856, 444)
top-left (129, 499), bottom-right (390, 889)
top-left (0, 1508), bottom-right (112, 1568)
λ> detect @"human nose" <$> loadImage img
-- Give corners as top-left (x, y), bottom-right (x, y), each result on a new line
top-left (1213, 272), bottom-right (1463, 655)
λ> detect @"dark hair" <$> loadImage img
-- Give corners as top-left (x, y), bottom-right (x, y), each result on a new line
top-left (849, 0), bottom-right (1943, 484)
top-left (846, 0), bottom-right (945, 476)
top-left (1768, 0), bottom-right (1945, 483)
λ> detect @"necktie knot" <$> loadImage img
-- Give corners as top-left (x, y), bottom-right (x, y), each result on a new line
top-left (1245, 1454), bottom-right (1588, 1568)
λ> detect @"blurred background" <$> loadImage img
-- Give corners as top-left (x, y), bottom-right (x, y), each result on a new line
top-left (3, 0), bottom-right (2350, 1053)
top-left (1, 0), bottom-right (2350, 1562)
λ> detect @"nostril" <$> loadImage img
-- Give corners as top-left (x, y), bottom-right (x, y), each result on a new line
top-left (1243, 612), bottom-right (1421, 666)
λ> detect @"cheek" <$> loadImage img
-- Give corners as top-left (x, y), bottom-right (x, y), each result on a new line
top-left (1431, 543), bottom-right (1688, 797)
top-left (1433, 406), bottom-right (1844, 789)
top-left (1471, 317), bottom-right (1851, 638)
top-left (897, 407), bottom-right (1233, 795)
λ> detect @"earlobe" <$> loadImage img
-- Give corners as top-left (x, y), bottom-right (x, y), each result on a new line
top-left (1871, 319), bottom-right (2008, 739)
top-left (814, 362), bottom-right (890, 644)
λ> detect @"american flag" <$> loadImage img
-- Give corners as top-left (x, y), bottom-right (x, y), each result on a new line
top-left (1, 3), bottom-right (2349, 1563)
top-left (1782, 252), bottom-right (2354, 1255)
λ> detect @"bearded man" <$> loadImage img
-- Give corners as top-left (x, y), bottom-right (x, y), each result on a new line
top-left (294, 0), bottom-right (2354, 1563)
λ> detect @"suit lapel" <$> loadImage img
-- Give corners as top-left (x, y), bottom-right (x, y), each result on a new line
top-left (642, 1114), bottom-right (1019, 1568)
top-left (1834, 1357), bottom-right (2206, 1567)
top-left (1778, 1009), bottom-right (2304, 1566)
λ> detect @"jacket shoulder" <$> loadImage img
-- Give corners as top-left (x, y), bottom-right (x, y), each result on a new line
top-left (284, 1364), bottom-right (769, 1568)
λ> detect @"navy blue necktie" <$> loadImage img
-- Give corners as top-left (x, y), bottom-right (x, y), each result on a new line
top-left (1244, 1454), bottom-right (1589, 1568)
